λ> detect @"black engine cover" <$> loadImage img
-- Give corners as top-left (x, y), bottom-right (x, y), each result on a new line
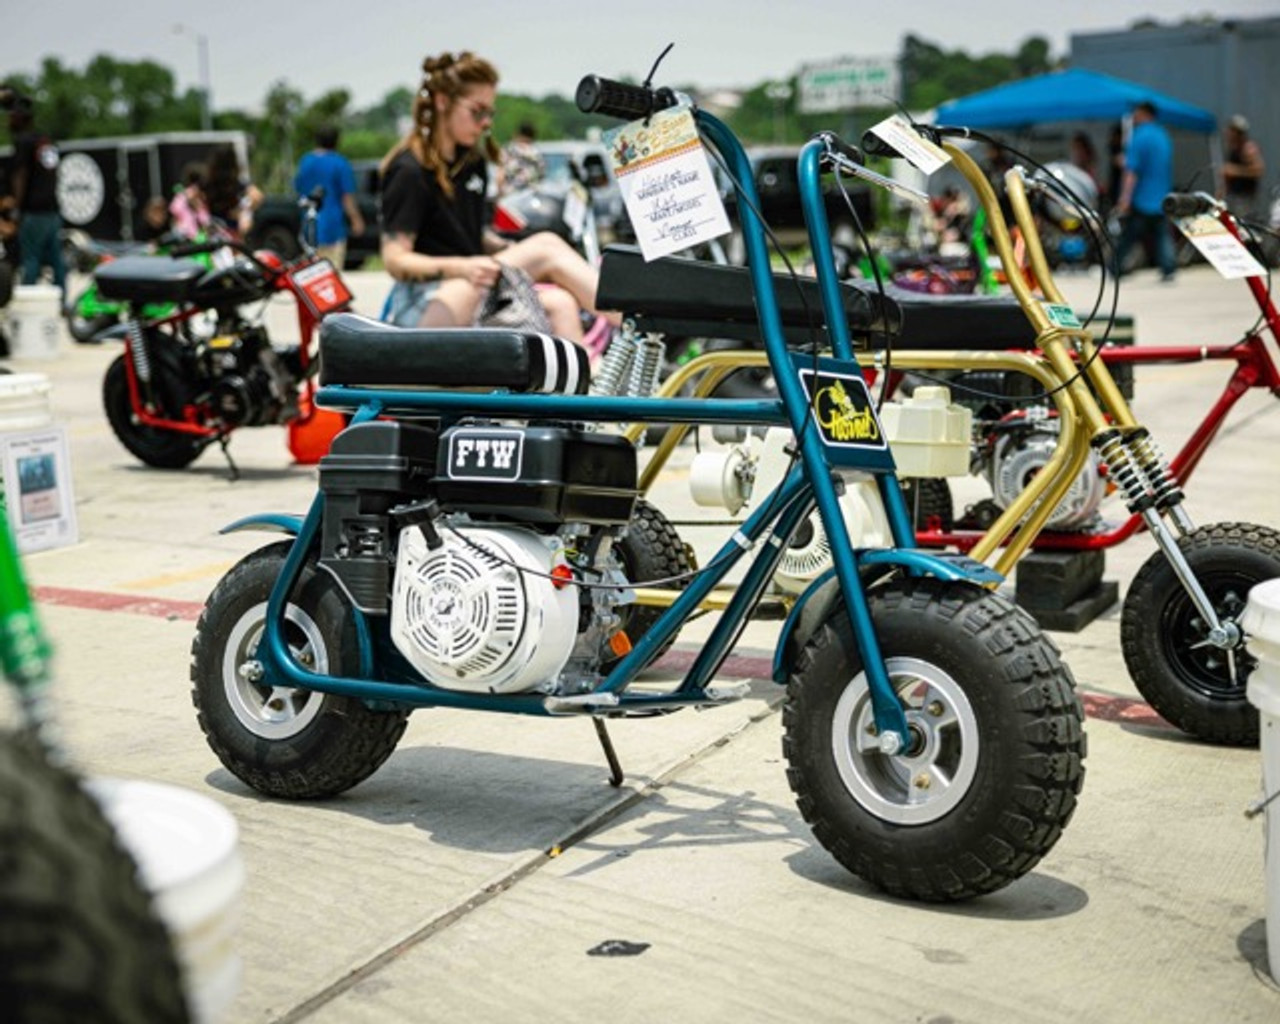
top-left (436, 423), bottom-right (637, 525)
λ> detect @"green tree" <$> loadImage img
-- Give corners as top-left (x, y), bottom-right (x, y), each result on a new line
top-left (254, 80), bottom-right (304, 192)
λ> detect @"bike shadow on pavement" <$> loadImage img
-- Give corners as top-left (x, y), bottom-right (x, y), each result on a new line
top-left (782, 845), bottom-right (1090, 922)
top-left (202, 743), bottom-right (808, 864)
top-left (202, 744), bottom-right (649, 857)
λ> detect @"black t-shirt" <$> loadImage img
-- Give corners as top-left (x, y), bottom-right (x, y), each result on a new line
top-left (379, 148), bottom-right (488, 256)
top-left (14, 131), bottom-right (60, 214)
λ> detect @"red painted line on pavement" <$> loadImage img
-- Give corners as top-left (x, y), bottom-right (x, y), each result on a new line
top-left (34, 586), bottom-right (205, 622)
top-left (654, 648), bottom-right (1174, 728)
top-left (28, 593), bottom-right (1176, 728)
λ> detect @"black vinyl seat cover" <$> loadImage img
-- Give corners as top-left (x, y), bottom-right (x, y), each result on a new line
top-left (595, 245), bottom-right (1039, 351)
top-left (94, 256), bottom-right (208, 304)
top-left (318, 313), bottom-right (591, 394)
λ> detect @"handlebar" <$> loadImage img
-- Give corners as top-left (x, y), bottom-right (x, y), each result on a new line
top-left (860, 130), bottom-right (904, 160)
top-left (168, 237), bottom-right (287, 280)
top-left (816, 131), bottom-right (865, 172)
top-left (575, 75), bottom-right (679, 120)
top-left (1162, 192), bottom-right (1220, 218)
top-left (168, 240), bottom-right (231, 258)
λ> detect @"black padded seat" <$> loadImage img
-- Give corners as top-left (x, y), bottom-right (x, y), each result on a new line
top-left (596, 245), bottom-right (1038, 351)
top-left (597, 245), bottom-right (900, 347)
top-left (318, 313), bottom-right (590, 394)
top-left (880, 284), bottom-right (1039, 349)
top-left (95, 256), bottom-right (208, 304)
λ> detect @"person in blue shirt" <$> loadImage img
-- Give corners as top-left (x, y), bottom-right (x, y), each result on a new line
top-left (1114, 100), bottom-right (1176, 282)
top-left (294, 125), bottom-right (366, 267)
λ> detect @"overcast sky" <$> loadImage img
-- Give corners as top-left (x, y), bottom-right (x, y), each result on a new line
top-left (1, 2), bottom-right (1274, 111)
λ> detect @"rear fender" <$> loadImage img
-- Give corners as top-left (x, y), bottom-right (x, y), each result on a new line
top-left (220, 513), bottom-right (304, 537)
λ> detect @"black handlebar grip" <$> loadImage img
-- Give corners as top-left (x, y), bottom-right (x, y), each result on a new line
top-left (860, 130), bottom-right (903, 160)
top-left (825, 133), bottom-right (865, 167)
top-left (576, 75), bottom-right (677, 120)
top-left (169, 242), bottom-right (212, 258)
top-left (1162, 192), bottom-right (1216, 218)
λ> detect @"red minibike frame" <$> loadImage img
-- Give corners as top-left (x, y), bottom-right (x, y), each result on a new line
top-left (122, 251), bottom-right (352, 438)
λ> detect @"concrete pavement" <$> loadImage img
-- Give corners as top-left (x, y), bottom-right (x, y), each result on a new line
top-left (3, 261), bottom-right (1279, 1022)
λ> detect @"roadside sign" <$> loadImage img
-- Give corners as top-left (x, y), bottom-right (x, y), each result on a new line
top-left (798, 58), bottom-right (900, 113)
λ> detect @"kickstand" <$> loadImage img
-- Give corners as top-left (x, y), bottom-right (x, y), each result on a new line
top-left (217, 435), bottom-right (240, 482)
top-left (593, 718), bottom-right (624, 788)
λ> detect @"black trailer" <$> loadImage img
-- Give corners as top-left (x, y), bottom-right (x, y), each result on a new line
top-left (0, 130), bottom-right (249, 242)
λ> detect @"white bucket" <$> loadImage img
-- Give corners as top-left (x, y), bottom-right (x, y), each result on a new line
top-left (7, 283), bottom-right (64, 359)
top-left (87, 778), bottom-right (245, 1023)
top-left (0, 372), bottom-right (53, 433)
top-left (1242, 577), bottom-right (1280, 984)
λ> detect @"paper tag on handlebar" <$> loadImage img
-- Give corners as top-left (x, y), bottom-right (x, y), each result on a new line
top-left (603, 105), bottom-right (731, 261)
top-left (1173, 213), bottom-right (1265, 279)
top-left (867, 116), bottom-right (950, 175)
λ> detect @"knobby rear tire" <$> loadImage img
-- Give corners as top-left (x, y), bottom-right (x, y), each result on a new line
top-left (190, 542), bottom-right (410, 799)
top-left (102, 355), bottom-right (205, 469)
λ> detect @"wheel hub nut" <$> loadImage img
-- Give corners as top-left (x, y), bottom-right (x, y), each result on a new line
top-left (239, 659), bottom-right (264, 683)
top-left (913, 773), bottom-right (931, 790)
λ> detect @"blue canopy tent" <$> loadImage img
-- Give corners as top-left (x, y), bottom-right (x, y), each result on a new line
top-left (934, 68), bottom-right (1217, 134)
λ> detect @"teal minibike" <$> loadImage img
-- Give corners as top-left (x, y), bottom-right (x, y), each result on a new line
top-left (191, 74), bottom-right (1086, 902)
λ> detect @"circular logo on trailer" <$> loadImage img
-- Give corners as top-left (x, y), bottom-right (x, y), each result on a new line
top-left (56, 152), bottom-right (105, 226)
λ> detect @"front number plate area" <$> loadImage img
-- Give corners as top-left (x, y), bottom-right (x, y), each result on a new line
top-left (794, 356), bottom-right (896, 472)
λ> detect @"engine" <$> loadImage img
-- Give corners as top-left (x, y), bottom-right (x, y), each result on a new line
top-left (978, 409), bottom-right (1106, 532)
top-left (390, 526), bottom-right (579, 694)
top-left (205, 324), bottom-right (297, 426)
top-left (316, 419), bottom-right (640, 695)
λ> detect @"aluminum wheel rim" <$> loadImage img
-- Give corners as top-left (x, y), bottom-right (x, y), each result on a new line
top-left (223, 600), bottom-right (326, 739)
top-left (831, 656), bottom-right (979, 826)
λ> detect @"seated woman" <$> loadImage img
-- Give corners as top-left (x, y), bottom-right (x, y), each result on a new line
top-left (378, 50), bottom-right (611, 341)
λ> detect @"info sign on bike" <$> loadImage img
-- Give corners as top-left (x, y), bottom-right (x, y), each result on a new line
top-left (603, 104), bottom-right (731, 261)
top-left (291, 258), bottom-right (353, 318)
top-left (1173, 213), bottom-right (1266, 279)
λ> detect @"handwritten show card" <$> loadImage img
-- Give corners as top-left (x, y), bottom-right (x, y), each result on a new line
top-left (866, 115), bottom-right (951, 175)
top-left (604, 106), bottom-right (731, 261)
top-left (1174, 213), bottom-right (1266, 280)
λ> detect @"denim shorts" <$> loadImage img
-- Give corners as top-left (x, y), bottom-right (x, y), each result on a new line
top-left (381, 279), bottom-right (443, 327)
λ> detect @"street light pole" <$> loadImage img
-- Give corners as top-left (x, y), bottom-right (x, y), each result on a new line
top-left (196, 33), bottom-right (212, 131)
top-left (173, 24), bottom-right (212, 131)
top-left (765, 82), bottom-right (793, 143)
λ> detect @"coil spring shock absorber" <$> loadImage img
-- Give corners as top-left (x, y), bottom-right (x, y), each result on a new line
top-left (589, 320), bottom-right (637, 397)
top-left (625, 331), bottom-right (666, 399)
top-left (1127, 427), bottom-right (1195, 535)
top-left (1096, 428), bottom-right (1230, 639)
top-left (1093, 428), bottom-right (1153, 514)
top-left (126, 319), bottom-right (152, 384)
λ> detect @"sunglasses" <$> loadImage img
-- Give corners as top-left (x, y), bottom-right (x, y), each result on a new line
top-left (458, 99), bottom-right (496, 124)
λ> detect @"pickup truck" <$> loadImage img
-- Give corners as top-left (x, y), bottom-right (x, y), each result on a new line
top-left (719, 145), bottom-right (874, 268)
top-left (247, 158), bottom-right (381, 268)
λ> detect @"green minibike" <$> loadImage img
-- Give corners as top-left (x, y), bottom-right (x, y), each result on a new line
top-left (189, 74), bottom-right (1086, 902)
